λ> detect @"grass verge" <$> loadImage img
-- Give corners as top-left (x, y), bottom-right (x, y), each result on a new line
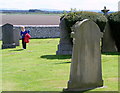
top-left (1, 38), bottom-right (119, 92)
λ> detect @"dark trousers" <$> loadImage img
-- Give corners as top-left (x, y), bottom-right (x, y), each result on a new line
top-left (22, 38), bottom-right (26, 49)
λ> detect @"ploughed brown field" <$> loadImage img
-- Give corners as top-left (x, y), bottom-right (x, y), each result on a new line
top-left (1, 14), bottom-right (61, 25)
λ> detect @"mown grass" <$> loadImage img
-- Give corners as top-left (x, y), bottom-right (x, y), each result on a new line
top-left (1, 38), bottom-right (119, 92)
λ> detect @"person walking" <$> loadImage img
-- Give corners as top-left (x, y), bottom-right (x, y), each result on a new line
top-left (20, 26), bottom-right (30, 49)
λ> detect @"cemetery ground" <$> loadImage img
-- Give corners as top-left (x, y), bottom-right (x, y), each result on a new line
top-left (1, 38), bottom-right (119, 92)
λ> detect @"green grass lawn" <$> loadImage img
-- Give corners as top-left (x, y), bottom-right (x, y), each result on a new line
top-left (1, 38), bottom-right (119, 92)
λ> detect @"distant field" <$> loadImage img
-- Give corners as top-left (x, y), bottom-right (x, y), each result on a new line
top-left (1, 14), bottom-right (61, 25)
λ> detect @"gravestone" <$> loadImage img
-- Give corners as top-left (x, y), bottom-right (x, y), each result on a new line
top-left (101, 7), bottom-right (117, 52)
top-left (2, 23), bottom-right (16, 49)
top-left (64, 19), bottom-right (103, 91)
top-left (56, 18), bottom-right (72, 55)
top-left (101, 22), bottom-right (117, 52)
top-left (101, 6), bottom-right (109, 16)
top-left (13, 28), bottom-right (20, 46)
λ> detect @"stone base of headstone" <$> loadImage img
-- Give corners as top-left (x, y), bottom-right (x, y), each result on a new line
top-left (56, 43), bottom-right (72, 55)
top-left (102, 46), bottom-right (117, 53)
top-left (2, 43), bottom-right (16, 49)
top-left (63, 80), bottom-right (103, 91)
top-left (14, 41), bottom-right (20, 46)
top-left (63, 81), bottom-right (103, 91)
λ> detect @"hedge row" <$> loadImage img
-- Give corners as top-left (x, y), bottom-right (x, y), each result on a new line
top-left (62, 11), bottom-right (107, 33)
top-left (108, 11), bottom-right (120, 52)
top-left (61, 11), bottom-right (120, 52)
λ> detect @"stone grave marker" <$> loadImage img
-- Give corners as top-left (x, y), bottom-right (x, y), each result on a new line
top-left (56, 18), bottom-right (72, 55)
top-left (101, 7), bottom-right (117, 52)
top-left (101, 22), bottom-right (117, 52)
top-left (13, 28), bottom-right (20, 46)
top-left (64, 19), bottom-right (103, 91)
top-left (2, 23), bottom-right (16, 49)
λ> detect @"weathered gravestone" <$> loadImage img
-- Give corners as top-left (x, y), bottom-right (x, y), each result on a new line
top-left (2, 23), bottom-right (16, 49)
top-left (56, 18), bottom-right (72, 55)
top-left (13, 28), bottom-right (20, 46)
top-left (101, 22), bottom-right (117, 52)
top-left (64, 19), bottom-right (103, 91)
top-left (101, 7), bottom-right (117, 52)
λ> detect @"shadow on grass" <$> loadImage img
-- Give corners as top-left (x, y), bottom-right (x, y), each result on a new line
top-left (10, 49), bottom-right (24, 51)
top-left (40, 55), bottom-right (72, 60)
top-left (55, 61), bottom-right (71, 64)
top-left (2, 91), bottom-right (119, 93)
top-left (62, 91), bottom-right (119, 93)
top-left (0, 91), bottom-right (88, 93)
top-left (102, 52), bottom-right (120, 55)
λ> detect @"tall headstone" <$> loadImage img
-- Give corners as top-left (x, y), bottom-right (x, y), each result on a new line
top-left (56, 18), bottom-right (72, 55)
top-left (2, 23), bottom-right (16, 49)
top-left (64, 19), bottom-right (103, 91)
top-left (13, 28), bottom-right (20, 46)
top-left (101, 22), bottom-right (117, 52)
top-left (101, 7), bottom-right (117, 52)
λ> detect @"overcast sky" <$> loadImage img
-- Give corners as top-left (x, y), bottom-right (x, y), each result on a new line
top-left (0, 0), bottom-right (119, 11)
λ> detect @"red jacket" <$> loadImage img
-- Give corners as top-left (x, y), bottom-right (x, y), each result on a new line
top-left (24, 33), bottom-right (31, 43)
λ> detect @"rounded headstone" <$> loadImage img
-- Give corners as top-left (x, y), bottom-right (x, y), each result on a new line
top-left (64, 19), bottom-right (103, 91)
